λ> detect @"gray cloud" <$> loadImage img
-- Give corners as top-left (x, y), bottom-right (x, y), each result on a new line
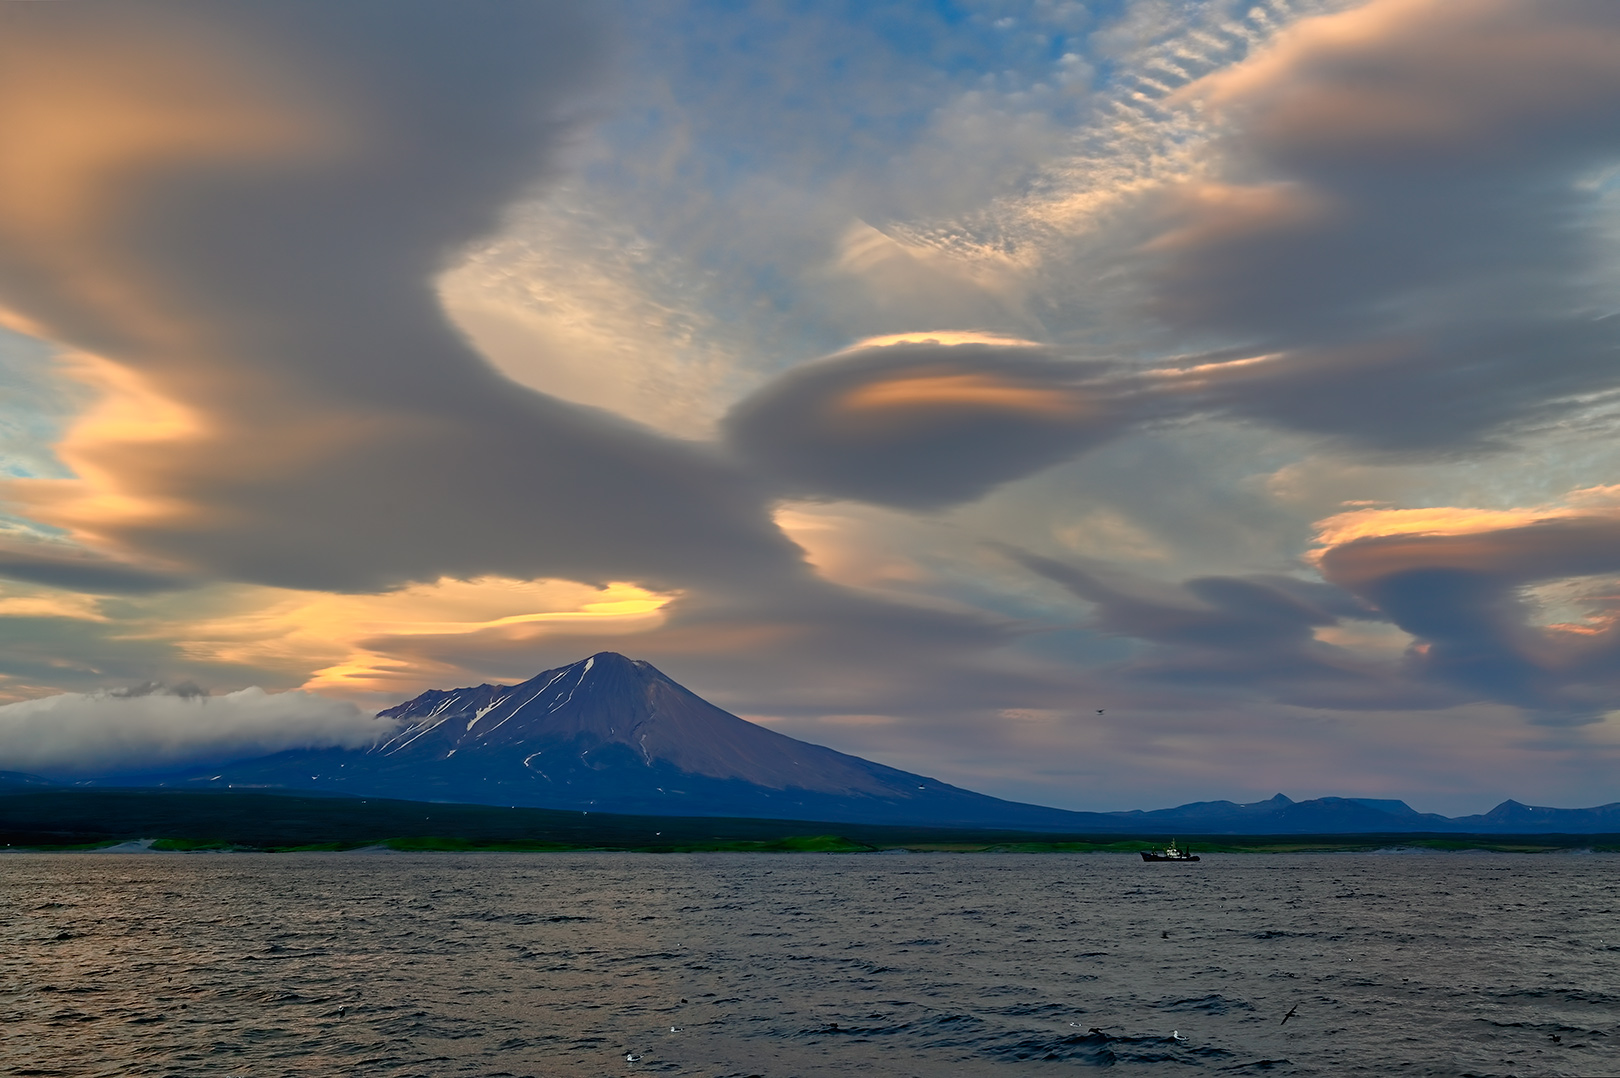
top-left (0, 684), bottom-right (387, 779)
top-left (1137, 0), bottom-right (1620, 451)
top-left (0, 617), bottom-right (208, 699)
top-left (1001, 545), bottom-right (1458, 711)
top-left (1161, 321), bottom-right (1620, 453)
top-left (109, 681), bottom-right (206, 700)
top-left (0, 546), bottom-right (188, 595)
top-left (1319, 515), bottom-right (1620, 722)
top-left (0, 0), bottom-right (799, 596)
top-left (28, 0), bottom-right (1612, 603)
top-left (725, 338), bottom-right (1134, 509)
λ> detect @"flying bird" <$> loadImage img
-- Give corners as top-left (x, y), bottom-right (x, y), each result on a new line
top-left (1281, 1004), bottom-right (1299, 1025)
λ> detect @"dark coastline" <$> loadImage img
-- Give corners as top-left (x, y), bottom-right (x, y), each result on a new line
top-left (3, 787), bottom-right (1616, 853)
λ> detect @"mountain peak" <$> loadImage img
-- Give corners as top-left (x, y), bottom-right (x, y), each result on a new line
top-left (378, 653), bottom-right (661, 757)
top-left (572, 651), bottom-right (650, 678)
top-left (198, 652), bottom-right (1104, 828)
top-left (371, 652), bottom-right (912, 797)
top-left (581, 650), bottom-right (637, 665)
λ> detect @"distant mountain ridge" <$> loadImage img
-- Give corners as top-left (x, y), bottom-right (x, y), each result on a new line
top-left (0, 770), bottom-right (59, 789)
top-left (35, 652), bottom-right (1620, 833)
top-left (1067, 793), bottom-right (1620, 835)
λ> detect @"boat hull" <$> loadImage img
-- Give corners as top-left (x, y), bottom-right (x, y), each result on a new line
top-left (1140, 852), bottom-right (1201, 862)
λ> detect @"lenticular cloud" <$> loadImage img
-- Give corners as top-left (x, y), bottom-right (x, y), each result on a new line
top-left (0, 685), bottom-right (392, 779)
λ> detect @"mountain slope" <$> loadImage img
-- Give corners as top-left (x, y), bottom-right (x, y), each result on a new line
top-left (193, 652), bottom-right (1098, 828)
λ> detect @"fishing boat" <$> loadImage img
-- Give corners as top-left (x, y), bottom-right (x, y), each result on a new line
top-left (1140, 840), bottom-right (1200, 862)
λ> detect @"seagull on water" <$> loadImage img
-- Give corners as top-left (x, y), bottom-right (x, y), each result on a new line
top-left (1281, 1004), bottom-right (1299, 1025)
top-left (626, 1052), bottom-right (642, 1062)
top-left (1171, 1030), bottom-right (1187, 1042)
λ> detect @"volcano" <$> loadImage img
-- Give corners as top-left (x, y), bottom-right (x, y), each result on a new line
top-left (193, 652), bottom-right (1094, 828)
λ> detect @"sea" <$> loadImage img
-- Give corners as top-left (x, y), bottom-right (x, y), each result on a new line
top-left (3, 850), bottom-right (1615, 1077)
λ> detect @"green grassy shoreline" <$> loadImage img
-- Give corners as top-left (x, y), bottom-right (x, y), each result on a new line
top-left (3, 788), bottom-right (1616, 853)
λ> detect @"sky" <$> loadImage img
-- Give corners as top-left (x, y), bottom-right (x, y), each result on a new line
top-left (2, 0), bottom-right (1620, 814)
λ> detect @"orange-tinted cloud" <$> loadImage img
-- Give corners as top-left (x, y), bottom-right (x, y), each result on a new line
top-left (726, 336), bottom-right (1126, 508)
top-left (0, 8), bottom-right (347, 356)
top-left (0, 2), bottom-right (804, 600)
top-left (1183, 0), bottom-right (1620, 165)
top-left (1133, 0), bottom-right (1620, 452)
top-left (837, 372), bottom-right (1088, 419)
top-left (167, 577), bottom-right (675, 699)
top-left (1309, 494), bottom-right (1620, 721)
top-left (1313, 505), bottom-right (1620, 588)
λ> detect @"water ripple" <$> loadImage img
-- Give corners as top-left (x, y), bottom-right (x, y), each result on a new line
top-left (2, 851), bottom-right (1616, 1075)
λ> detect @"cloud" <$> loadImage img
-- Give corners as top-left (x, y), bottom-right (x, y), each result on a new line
top-left (1311, 496), bottom-right (1620, 721)
top-left (822, 222), bottom-right (1036, 340)
top-left (725, 334), bottom-right (1136, 508)
top-left (0, 0), bottom-right (800, 596)
top-left (993, 480), bottom-right (1620, 724)
top-left (438, 199), bottom-right (751, 439)
top-left (1150, 322), bottom-right (1620, 452)
top-left (1135, 0), bottom-right (1620, 451)
top-left (999, 545), bottom-right (1451, 711)
top-left (0, 545), bottom-right (185, 595)
top-left (0, 683), bottom-right (386, 779)
top-left (1188, 0), bottom-right (1620, 168)
top-left (175, 576), bottom-right (675, 700)
top-left (720, 8), bottom-right (1620, 526)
